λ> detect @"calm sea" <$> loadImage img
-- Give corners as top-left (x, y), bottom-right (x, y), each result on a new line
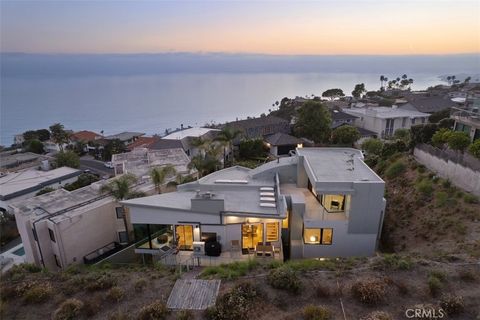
top-left (0, 72), bottom-right (444, 146)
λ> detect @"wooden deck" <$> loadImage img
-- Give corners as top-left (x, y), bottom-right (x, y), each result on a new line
top-left (167, 279), bottom-right (221, 310)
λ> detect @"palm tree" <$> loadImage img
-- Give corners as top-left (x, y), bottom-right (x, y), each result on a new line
top-left (214, 127), bottom-right (242, 166)
top-left (150, 165), bottom-right (176, 194)
top-left (100, 174), bottom-right (138, 201)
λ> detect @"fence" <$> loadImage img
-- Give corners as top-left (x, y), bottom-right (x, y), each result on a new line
top-left (414, 144), bottom-right (480, 196)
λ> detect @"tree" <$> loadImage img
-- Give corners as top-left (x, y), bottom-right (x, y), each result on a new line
top-left (23, 130), bottom-right (39, 141)
top-left (321, 88), bottom-right (345, 101)
top-left (447, 132), bottom-right (470, 152)
top-left (238, 139), bottom-right (268, 159)
top-left (214, 127), bottom-right (242, 166)
top-left (361, 138), bottom-right (383, 156)
top-left (393, 128), bottom-right (411, 145)
top-left (36, 129), bottom-right (50, 141)
top-left (55, 150), bottom-right (80, 168)
top-left (25, 139), bottom-right (44, 154)
top-left (464, 76), bottom-right (471, 84)
top-left (294, 101), bottom-right (332, 143)
top-left (103, 139), bottom-right (127, 161)
top-left (49, 123), bottom-right (69, 151)
top-left (150, 165), bottom-right (176, 194)
top-left (380, 75), bottom-right (385, 90)
top-left (431, 128), bottom-right (453, 148)
top-left (188, 153), bottom-right (220, 178)
top-left (352, 83), bottom-right (366, 98)
top-left (64, 173), bottom-right (100, 191)
top-left (429, 109), bottom-right (450, 123)
top-left (100, 174), bottom-right (138, 201)
top-left (410, 123), bottom-right (438, 147)
top-left (468, 139), bottom-right (480, 159)
top-left (331, 125), bottom-right (360, 145)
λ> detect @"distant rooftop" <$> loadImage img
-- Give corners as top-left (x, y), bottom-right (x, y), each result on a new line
top-left (112, 148), bottom-right (191, 178)
top-left (265, 132), bottom-right (303, 146)
top-left (126, 136), bottom-right (158, 151)
top-left (70, 130), bottom-right (103, 142)
top-left (148, 139), bottom-right (184, 150)
top-left (163, 127), bottom-right (219, 140)
top-left (0, 152), bottom-right (42, 169)
top-left (0, 167), bottom-right (81, 201)
top-left (344, 107), bottom-right (429, 119)
top-left (296, 148), bottom-right (382, 183)
top-left (104, 132), bottom-right (145, 141)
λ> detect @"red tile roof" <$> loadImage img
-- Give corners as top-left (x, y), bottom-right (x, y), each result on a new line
top-left (70, 130), bottom-right (103, 142)
top-left (126, 136), bottom-right (158, 151)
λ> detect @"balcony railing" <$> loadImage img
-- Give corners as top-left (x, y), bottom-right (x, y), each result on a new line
top-left (83, 242), bottom-right (125, 265)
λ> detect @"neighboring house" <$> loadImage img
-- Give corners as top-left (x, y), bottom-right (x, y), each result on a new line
top-left (330, 110), bottom-right (358, 129)
top-left (224, 116), bottom-right (290, 142)
top-left (162, 127), bottom-right (221, 157)
top-left (126, 136), bottom-right (158, 151)
top-left (121, 148), bottom-right (386, 262)
top-left (0, 151), bottom-right (46, 171)
top-left (111, 148), bottom-right (192, 178)
top-left (451, 109), bottom-right (480, 141)
top-left (10, 180), bottom-right (155, 271)
top-left (104, 132), bottom-right (145, 146)
top-left (0, 167), bottom-right (81, 204)
top-left (343, 107), bottom-right (430, 139)
top-left (399, 93), bottom-right (457, 113)
top-left (70, 131), bottom-right (103, 144)
top-left (265, 133), bottom-right (304, 156)
top-left (148, 139), bottom-right (184, 151)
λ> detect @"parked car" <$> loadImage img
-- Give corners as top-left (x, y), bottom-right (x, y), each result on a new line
top-left (104, 161), bottom-right (114, 169)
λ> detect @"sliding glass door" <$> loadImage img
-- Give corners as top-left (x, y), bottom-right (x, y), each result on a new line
top-left (242, 223), bottom-right (263, 250)
top-left (175, 225), bottom-right (194, 251)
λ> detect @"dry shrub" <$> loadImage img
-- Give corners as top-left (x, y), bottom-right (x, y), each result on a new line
top-left (439, 294), bottom-right (464, 315)
top-left (314, 284), bottom-right (331, 298)
top-left (302, 305), bottom-right (332, 320)
top-left (267, 267), bottom-right (302, 294)
top-left (137, 300), bottom-right (170, 320)
top-left (176, 309), bottom-right (194, 320)
top-left (23, 282), bottom-right (54, 303)
top-left (83, 295), bottom-right (102, 317)
top-left (351, 279), bottom-right (386, 305)
top-left (85, 273), bottom-right (117, 291)
top-left (106, 286), bottom-right (125, 303)
top-left (205, 282), bottom-right (260, 320)
top-left (458, 269), bottom-right (477, 282)
top-left (360, 311), bottom-right (393, 320)
top-left (109, 310), bottom-right (130, 320)
top-left (53, 298), bottom-right (84, 320)
top-left (134, 278), bottom-right (148, 292)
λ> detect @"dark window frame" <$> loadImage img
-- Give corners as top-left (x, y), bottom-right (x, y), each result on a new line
top-left (53, 254), bottom-right (61, 268)
top-left (118, 231), bottom-right (128, 243)
top-left (48, 228), bottom-right (56, 243)
top-left (115, 207), bottom-right (125, 219)
top-left (303, 227), bottom-right (333, 246)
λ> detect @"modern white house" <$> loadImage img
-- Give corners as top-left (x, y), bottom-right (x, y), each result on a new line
top-left (343, 106), bottom-right (430, 139)
top-left (121, 148), bottom-right (386, 263)
top-left (162, 127), bottom-right (221, 158)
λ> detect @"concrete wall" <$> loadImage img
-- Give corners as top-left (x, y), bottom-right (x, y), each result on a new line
top-left (414, 147), bottom-right (480, 196)
top-left (348, 181), bottom-right (385, 234)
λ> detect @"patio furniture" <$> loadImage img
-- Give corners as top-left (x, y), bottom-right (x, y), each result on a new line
top-left (272, 241), bottom-right (281, 256)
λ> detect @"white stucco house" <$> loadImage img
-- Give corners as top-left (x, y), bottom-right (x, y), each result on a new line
top-left (343, 106), bottom-right (430, 139)
top-left (121, 148), bottom-right (386, 263)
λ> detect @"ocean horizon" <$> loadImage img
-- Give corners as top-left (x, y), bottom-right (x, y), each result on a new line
top-left (1, 53), bottom-right (479, 146)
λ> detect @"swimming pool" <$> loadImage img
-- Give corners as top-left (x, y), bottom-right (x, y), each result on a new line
top-left (12, 246), bottom-right (25, 256)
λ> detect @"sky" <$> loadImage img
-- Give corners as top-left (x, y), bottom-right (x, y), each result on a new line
top-left (1, 0), bottom-right (479, 55)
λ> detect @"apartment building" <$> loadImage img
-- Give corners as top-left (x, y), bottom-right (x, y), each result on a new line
top-left (121, 148), bottom-right (386, 262)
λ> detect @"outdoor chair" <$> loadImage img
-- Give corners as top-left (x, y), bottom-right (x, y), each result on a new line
top-left (230, 240), bottom-right (240, 252)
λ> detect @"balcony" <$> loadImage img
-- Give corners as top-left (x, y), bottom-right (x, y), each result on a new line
top-left (83, 242), bottom-right (125, 265)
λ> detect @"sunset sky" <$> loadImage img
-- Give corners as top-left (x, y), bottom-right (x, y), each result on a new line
top-left (1, 0), bottom-right (479, 55)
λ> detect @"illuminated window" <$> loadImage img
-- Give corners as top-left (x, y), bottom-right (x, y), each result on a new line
top-left (266, 222), bottom-right (279, 242)
top-left (282, 210), bottom-right (289, 229)
top-left (321, 194), bottom-right (346, 212)
top-left (303, 228), bottom-right (333, 245)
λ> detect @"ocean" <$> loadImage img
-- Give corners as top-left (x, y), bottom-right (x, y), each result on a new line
top-left (1, 53), bottom-right (478, 146)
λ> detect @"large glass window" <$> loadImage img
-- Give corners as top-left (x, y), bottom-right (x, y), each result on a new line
top-left (303, 228), bottom-right (333, 245)
top-left (242, 223), bottom-right (263, 249)
top-left (133, 224), bottom-right (171, 250)
top-left (322, 194), bottom-right (346, 212)
top-left (176, 225), bottom-right (194, 251)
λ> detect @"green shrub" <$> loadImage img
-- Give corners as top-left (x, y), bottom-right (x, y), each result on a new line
top-left (176, 309), bottom-right (194, 320)
top-left (360, 311), bottom-right (393, 320)
top-left (435, 191), bottom-right (448, 207)
top-left (23, 282), bottom-right (53, 303)
top-left (351, 279), bottom-right (386, 305)
top-left (206, 282), bottom-right (260, 320)
top-left (447, 131), bottom-right (471, 152)
top-left (416, 179), bottom-right (433, 196)
top-left (302, 305), bottom-right (332, 320)
top-left (463, 193), bottom-right (479, 204)
top-left (200, 260), bottom-right (259, 280)
top-left (439, 294), bottom-right (464, 315)
top-left (267, 267), bottom-right (302, 294)
top-left (137, 300), bottom-right (170, 320)
top-left (106, 286), bottom-right (125, 302)
top-left (441, 179), bottom-right (451, 188)
top-left (468, 139), bottom-right (480, 158)
top-left (384, 160), bottom-right (406, 179)
top-left (362, 138), bottom-right (383, 156)
top-left (85, 273), bottom-right (116, 291)
top-left (427, 274), bottom-right (444, 296)
top-left (375, 254), bottom-right (413, 270)
top-left (53, 298), bottom-right (84, 320)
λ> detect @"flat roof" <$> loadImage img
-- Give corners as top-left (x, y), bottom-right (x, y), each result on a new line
top-left (0, 167), bottom-right (81, 200)
top-left (296, 148), bottom-right (383, 182)
top-left (0, 152), bottom-right (42, 169)
top-left (344, 107), bottom-right (430, 119)
top-left (163, 128), bottom-right (219, 140)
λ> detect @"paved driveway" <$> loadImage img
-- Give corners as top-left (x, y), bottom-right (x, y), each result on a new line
top-left (80, 156), bottom-right (114, 177)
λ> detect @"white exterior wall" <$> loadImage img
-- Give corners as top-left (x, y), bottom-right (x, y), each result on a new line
top-left (353, 113), bottom-right (426, 138)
